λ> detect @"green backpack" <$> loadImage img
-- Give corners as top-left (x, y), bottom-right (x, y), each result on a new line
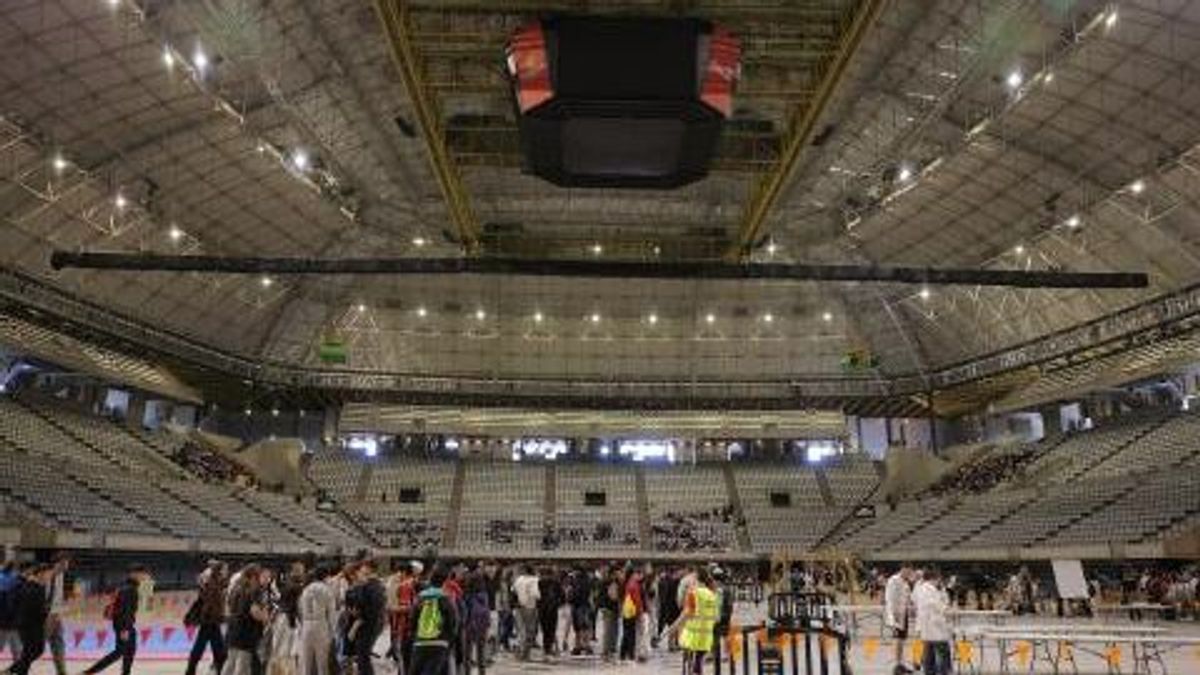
top-left (416, 597), bottom-right (443, 640)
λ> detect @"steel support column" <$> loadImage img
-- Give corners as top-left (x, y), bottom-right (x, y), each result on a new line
top-left (728, 0), bottom-right (889, 259)
top-left (374, 0), bottom-right (480, 251)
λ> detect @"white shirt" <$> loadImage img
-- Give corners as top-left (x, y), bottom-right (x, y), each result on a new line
top-left (884, 573), bottom-right (911, 629)
top-left (512, 574), bottom-right (541, 610)
top-left (299, 580), bottom-right (338, 634)
top-left (912, 580), bottom-right (951, 642)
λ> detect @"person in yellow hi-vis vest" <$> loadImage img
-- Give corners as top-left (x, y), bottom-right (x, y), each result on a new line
top-left (671, 568), bottom-right (719, 675)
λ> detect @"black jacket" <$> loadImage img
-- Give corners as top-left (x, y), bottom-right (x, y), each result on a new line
top-left (15, 579), bottom-right (49, 635)
top-left (110, 580), bottom-right (139, 631)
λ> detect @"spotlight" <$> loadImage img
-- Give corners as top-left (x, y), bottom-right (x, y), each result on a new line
top-left (51, 155), bottom-right (68, 172)
top-left (897, 165), bottom-right (913, 182)
top-left (918, 287), bottom-right (931, 301)
top-left (1066, 215), bottom-right (1081, 229)
top-left (192, 47), bottom-right (209, 73)
top-left (114, 194), bottom-right (128, 210)
top-left (1006, 70), bottom-right (1023, 89)
top-left (291, 149), bottom-right (309, 171)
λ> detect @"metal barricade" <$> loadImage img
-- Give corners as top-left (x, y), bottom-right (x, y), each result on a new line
top-left (722, 592), bottom-right (853, 675)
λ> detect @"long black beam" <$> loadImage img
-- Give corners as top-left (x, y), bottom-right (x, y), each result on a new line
top-left (49, 251), bottom-right (1149, 289)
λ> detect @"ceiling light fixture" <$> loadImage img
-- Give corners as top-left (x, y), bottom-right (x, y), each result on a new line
top-left (766, 240), bottom-right (778, 255)
top-left (168, 225), bottom-right (184, 242)
top-left (291, 149), bottom-right (309, 171)
top-left (417, 306), bottom-right (427, 318)
top-left (162, 48), bottom-right (175, 69)
top-left (356, 303), bottom-right (366, 312)
top-left (192, 47), bottom-right (209, 74)
top-left (918, 287), bottom-right (931, 301)
top-left (647, 313), bottom-right (659, 325)
top-left (1066, 215), bottom-right (1081, 229)
top-left (822, 311), bottom-right (833, 323)
top-left (897, 165), bottom-right (913, 182)
top-left (1105, 8), bottom-right (1118, 28)
top-left (1129, 179), bottom-right (1145, 195)
top-left (412, 236), bottom-right (427, 247)
top-left (533, 311), bottom-right (544, 323)
top-left (1014, 244), bottom-right (1026, 255)
top-left (704, 313), bottom-right (716, 324)
top-left (114, 193), bottom-right (127, 210)
top-left (51, 155), bottom-right (68, 172)
top-left (590, 312), bottom-right (601, 324)
top-left (260, 276), bottom-right (273, 288)
top-left (591, 243), bottom-right (603, 256)
top-left (475, 309), bottom-right (486, 320)
top-left (762, 313), bottom-right (774, 323)
top-left (1006, 70), bottom-right (1023, 89)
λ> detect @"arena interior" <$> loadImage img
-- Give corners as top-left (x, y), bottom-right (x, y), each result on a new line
top-left (3, 0), bottom-right (1200, 674)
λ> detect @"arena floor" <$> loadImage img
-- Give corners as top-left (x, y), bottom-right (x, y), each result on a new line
top-left (7, 621), bottom-right (1200, 674)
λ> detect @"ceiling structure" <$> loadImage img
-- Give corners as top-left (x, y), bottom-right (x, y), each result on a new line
top-left (2, 0), bottom-right (1200, 408)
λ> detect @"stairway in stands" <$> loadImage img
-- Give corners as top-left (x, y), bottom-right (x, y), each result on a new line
top-left (721, 463), bottom-right (752, 552)
top-left (353, 462), bottom-right (374, 502)
top-left (633, 467), bottom-right (651, 551)
top-left (545, 464), bottom-right (558, 535)
top-left (814, 470), bottom-right (836, 507)
top-left (443, 461), bottom-right (467, 549)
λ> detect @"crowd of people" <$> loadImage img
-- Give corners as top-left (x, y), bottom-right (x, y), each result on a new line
top-left (925, 452), bottom-right (1035, 497)
top-left (173, 440), bottom-right (256, 486)
top-left (0, 554), bottom-right (739, 675)
top-left (651, 506), bottom-right (740, 553)
top-left (540, 524), bottom-right (639, 551)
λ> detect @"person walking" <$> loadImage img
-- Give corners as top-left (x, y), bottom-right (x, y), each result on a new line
top-left (297, 565), bottom-right (338, 675)
top-left (619, 568), bottom-right (643, 661)
top-left (43, 554), bottom-right (70, 675)
top-left (7, 564), bottom-right (52, 675)
top-left (914, 568), bottom-right (952, 675)
top-left (81, 565), bottom-right (147, 675)
top-left (537, 567), bottom-right (563, 659)
top-left (388, 561), bottom-right (420, 673)
top-left (462, 570), bottom-right (492, 675)
top-left (511, 565), bottom-right (540, 662)
top-left (0, 560), bottom-right (23, 665)
top-left (596, 567), bottom-right (621, 662)
top-left (224, 564), bottom-right (270, 675)
top-left (346, 559), bottom-right (387, 675)
top-left (672, 568), bottom-right (719, 675)
top-left (566, 565), bottom-right (594, 656)
top-left (885, 564), bottom-right (916, 675)
top-left (410, 565), bottom-right (459, 675)
top-left (185, 560), bottom-right (230, 675)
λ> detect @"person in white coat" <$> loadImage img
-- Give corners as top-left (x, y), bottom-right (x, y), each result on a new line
top-left (297, 566), bottom-right (338, 675)
top-left (884, 564), bottom-right (915, 675)
top-left (913, 568), bottom-right (952, 675)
